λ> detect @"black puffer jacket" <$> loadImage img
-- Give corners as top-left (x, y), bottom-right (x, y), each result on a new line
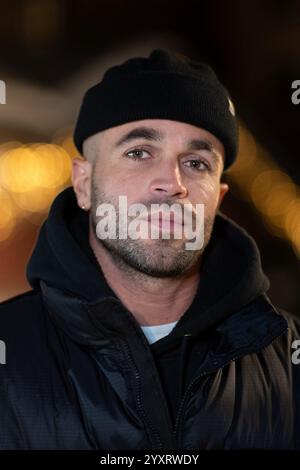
top-left (0, 187), bottom-right (299, 450)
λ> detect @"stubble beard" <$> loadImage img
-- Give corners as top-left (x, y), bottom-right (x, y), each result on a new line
top-left (90, 180), bottom-right (216, 279)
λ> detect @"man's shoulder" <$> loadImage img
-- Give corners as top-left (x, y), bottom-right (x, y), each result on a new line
top-left (0, 289), bottom-right (44, 332)
top-left (0, 290), bottom-right (52, 377)
top-left (0, 289), bottom-right (43, 310)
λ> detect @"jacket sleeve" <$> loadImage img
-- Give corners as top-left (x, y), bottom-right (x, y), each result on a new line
top-left (278, 308), bottom-right (300, 449)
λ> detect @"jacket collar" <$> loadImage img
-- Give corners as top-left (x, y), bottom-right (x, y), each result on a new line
top-left (41, 279), bottom-right (287, 364)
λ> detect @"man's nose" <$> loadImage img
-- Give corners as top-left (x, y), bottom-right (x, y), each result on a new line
top-left (149, 162), bottom-right (188, 199)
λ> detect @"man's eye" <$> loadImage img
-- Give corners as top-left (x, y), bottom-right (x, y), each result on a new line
top-left (184, 160), bottom-right (210, 171)
top-left (125, 149), bottom-right (149, 160)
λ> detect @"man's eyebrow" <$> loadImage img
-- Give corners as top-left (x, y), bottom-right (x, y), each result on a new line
top-left (114, 127), bottom-right (163, 148)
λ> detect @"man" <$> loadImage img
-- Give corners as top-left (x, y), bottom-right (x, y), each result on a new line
top-left (0, 49), bottom-right (299, 450)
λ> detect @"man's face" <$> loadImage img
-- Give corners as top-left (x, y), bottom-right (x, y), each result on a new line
top-left (73, 119), bottom-right (228, 278)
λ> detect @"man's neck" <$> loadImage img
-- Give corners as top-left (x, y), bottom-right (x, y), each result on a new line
top-left (89, 230), bottom-right (201, 327)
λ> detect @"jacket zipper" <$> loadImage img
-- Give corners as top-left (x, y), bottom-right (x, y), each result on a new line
top-left (173, 326), bottom-right (288, 449)
top-left (121, 339), bottom-right (165, 450)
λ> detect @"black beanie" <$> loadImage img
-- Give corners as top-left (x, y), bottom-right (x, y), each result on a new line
top-left (73, 49), bottom-right (238, 170)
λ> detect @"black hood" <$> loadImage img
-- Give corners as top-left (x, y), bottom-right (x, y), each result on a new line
top-left (26, 186), bottom-right (270, 345)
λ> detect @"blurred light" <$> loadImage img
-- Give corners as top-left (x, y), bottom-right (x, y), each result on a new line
top-left (0, 141), bottom-right (22, 157)
top-left (0, 144), bottom-right (71, 193)
top-left (29, 143), bottom-right (72, 188)
top-left (227, 123), bottom-right (300, 258)
top-left (0, 137), bottom-right (75, 241)
top-left (0, 146), bottom-right (41, 192)
top-left (11, 187), bottom-right (59, 214)
top-left (285, 199), bottom-right (300, 235)
top-left (0, 189), bottom-right (17, 242)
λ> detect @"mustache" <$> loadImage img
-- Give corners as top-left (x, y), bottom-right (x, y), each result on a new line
top-left (92, 191), bottom-right (199, 221)
top-left (126, 200), bottom-right (197, 219)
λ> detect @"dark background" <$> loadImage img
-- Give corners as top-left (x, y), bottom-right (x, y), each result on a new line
top-left (0, 0), bottom-right (299, 314)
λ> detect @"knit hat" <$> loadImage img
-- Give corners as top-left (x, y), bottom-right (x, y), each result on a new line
top-left (73, 49), bottom-right (238, 170)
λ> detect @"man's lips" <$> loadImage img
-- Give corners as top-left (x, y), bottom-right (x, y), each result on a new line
top-left (139, 212), bottom-right (184, 230)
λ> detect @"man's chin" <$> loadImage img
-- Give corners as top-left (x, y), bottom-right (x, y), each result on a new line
top-left (121, 260), bottom-right (194, 278)
top-left (139, 233), bottom-right (193, 248)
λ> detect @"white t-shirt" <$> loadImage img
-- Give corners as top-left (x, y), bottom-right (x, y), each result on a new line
top-left (140, 320), bottom-right (178, 344)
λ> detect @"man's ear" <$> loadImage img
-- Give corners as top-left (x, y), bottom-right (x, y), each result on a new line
top-left (72, 157), bottom-right (93, 210)
top-left (217, 182), bottom-right (229, 211)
